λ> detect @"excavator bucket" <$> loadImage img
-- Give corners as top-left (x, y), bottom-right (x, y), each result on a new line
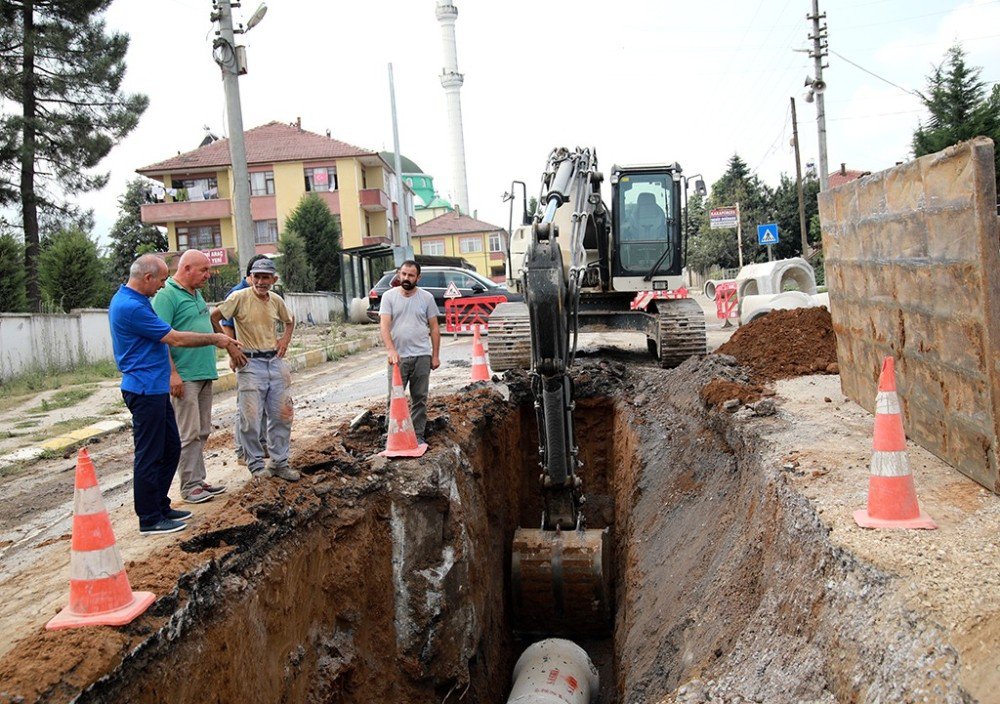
top-left (511, 527), bottom-right (612, 637)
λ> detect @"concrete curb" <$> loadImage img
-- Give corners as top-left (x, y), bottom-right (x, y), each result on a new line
top-left (0, 333), bottom-right (381, 471)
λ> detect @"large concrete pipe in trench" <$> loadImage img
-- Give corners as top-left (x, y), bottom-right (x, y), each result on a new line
top-left (507, 638), bottom-right (599, 704)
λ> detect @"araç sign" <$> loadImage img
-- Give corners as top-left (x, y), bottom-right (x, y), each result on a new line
top-left (202, 248), bottom-right (229, 266)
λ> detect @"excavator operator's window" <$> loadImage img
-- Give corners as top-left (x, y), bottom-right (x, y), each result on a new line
top-left (617, 174), bottom-right (675, 272)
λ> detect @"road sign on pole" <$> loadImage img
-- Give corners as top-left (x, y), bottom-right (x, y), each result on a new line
top-left (757, 223), bottom-right (779, 246)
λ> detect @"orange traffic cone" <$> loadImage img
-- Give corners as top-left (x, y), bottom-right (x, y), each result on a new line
top-left (471, 325), bottom-right (490, 382)
top-left (46, 448), bottom-right (156, 630)
top-left (380, 363), bottom-right (428, 458)
top-left (853, 357), bottom-right (936, 530)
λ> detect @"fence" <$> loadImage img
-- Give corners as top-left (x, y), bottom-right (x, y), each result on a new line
top-left (0, 309), bottom-right (114, 382)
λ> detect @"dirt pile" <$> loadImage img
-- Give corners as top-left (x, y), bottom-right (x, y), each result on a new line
top-left (716, 307), bottom-right (838, 380)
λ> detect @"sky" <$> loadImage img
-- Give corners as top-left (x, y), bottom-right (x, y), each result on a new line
top-left (68, 0), bottom-right (1000, 245)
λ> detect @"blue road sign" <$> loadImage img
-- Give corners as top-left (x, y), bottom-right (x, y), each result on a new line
top-left (757, 223), bottom-right (779, 246)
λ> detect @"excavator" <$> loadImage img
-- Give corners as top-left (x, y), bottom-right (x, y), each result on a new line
top-left (498, 147), bottom-right (707, 636)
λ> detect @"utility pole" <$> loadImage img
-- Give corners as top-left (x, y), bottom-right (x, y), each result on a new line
top-left (807, 0), bottom-right (830, 191)
top-left (790, 97), bottom-right (809, 256)
top-left (212, 0), bottom-right (255, 275)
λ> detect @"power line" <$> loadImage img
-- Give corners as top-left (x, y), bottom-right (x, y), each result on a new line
top-left (830, 49), bottom-right (920, 97)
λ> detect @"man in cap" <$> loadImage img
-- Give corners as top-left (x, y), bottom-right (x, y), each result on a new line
top-left (152, 249), bottom-right (235, 505)
top-left (211, 257), bottom-right (298, 481)
top-left (109, 254), bottom-right (243, 536)
top-left (220, 253), bottom-right (270, 465)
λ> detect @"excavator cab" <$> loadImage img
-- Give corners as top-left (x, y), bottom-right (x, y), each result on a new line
top-left (610, 165), bottom-right (684, 289)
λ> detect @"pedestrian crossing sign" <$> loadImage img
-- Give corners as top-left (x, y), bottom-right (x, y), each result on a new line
top-left (757, 223), bottom-right (779, 246)
top-left (444, 282), bottom-right (462, 298)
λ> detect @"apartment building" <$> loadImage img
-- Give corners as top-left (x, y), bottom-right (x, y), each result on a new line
top-left (413, 212), bottom-right (508, 282)
top-left (137, 120), bottom-right (415, 260)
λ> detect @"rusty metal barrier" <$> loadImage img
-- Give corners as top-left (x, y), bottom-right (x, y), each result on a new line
top-left (445, 296), bottom-right (508, 333)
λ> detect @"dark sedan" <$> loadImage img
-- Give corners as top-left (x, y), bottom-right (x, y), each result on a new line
top-left (367, 266), bottom-right (522, 323)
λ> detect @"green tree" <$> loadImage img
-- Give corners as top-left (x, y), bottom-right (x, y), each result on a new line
top-left (913, 44), bottom-right (1000, 193)
top-left (283, 193), bottom-right (341, 290)
top-left (277, 230), bottom-right (316, 292)
top-left (769, 173), bottom-right (821, 260)
top-left (38, 228), bottom-right (105, 311)
top-left (0, 1), bottom-right (149, 311)
top-left (107, 178), bottom-right (167, 282)
top-left (0, 232), bottom-right (28, 311)
top-left (686, 154), bottom-right (773, 272)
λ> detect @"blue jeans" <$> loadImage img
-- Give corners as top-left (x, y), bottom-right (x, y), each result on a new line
top-left (123, 391), bottom-right (180, 527)
top-left (237, 357), bottom-right (292, 472)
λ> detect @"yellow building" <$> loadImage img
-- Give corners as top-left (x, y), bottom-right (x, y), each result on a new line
top-left (413, 212), bottom-right (508, 282)
top-left (137, 120), bottom-right (416, 260)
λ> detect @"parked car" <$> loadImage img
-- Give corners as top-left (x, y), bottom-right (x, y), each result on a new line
top-left (367, 266), bottom-right (523, 323)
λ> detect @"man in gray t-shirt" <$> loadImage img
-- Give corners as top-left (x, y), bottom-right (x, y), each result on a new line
top-left (379, 260), bottom-right (441, 445)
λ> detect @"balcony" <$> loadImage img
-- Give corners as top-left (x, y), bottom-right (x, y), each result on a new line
top-left (141, 198), bottom-right (232, 225)
top-left (359, 188), bottom-right (390, 212)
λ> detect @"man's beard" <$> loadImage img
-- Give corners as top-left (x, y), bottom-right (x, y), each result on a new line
top-left (400, 280), bottom-right (415, 290)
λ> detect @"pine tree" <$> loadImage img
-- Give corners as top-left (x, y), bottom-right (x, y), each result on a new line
top-left (913, 44), bottom-right (1000, 193)
top-left (0, 232), bottom-right (28, 312)
top-left (38, 228), bottom-right (105, 311)
top-left (0, 1), bottom-right (148, 311)
top-left (283, 194), bottom-right (341, 291)
top-left (686, 153), bottom-right (773, 272)
top-left (107, 178), bottom-right (167, 282)
top-left (277, 230), bottom-right (316, 293)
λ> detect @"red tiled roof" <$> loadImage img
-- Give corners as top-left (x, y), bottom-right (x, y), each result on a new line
top-left (137, 121), bottom-right (375, 174)
top-left (828, 168), bottom-right (870, 189)
top-left (415, 212), bottom-right (504, 236)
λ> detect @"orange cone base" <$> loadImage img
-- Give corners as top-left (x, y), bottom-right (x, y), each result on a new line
top-left (471, 368), bottom-right (490, 382)
top-left (46, 590), bottom-right (156, 630)
top-left (853, 508), bottom-right (937, 530)
top-left (379, 442), bottom-right (428, 458)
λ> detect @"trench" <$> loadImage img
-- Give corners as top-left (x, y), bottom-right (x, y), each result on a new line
top-left (68, 360), bottom-right (966, 703)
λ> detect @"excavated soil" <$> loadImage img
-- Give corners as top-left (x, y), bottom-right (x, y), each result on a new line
top-left (0, 353), bottom-right (976, 702)
top-left (716, 307), bottom-right (839, 380)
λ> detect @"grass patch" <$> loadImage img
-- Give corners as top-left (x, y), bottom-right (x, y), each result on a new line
top-left (0, 360), bottom-right (119, 413)
top-left (29, 416), bottom-right (101, 442)
top-left (26, 385), bottom-right (98, 413)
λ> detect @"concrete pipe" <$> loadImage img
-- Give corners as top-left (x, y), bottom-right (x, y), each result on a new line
top-left (704, 278), bottom-right (735, 301)
top-left (507, 638), bottom-right (599, 704)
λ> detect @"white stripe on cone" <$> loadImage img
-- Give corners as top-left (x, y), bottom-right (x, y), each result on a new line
top-left (74, 485), bottom-right (106, 517)
top-left (870, 450), bottom-right (912, 478)
top-left (875, 392), bottom-right (901, 415)
top-left (70, 544), bottom-right (125, 581)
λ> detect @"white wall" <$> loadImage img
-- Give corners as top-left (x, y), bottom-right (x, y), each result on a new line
top-left (284, 292), bottom-right (342, 325)
top-left (0, 309), bottom-right (114, 381)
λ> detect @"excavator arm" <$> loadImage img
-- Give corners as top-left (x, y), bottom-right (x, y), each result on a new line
top-left (511, 148), bottom-right (612, 636)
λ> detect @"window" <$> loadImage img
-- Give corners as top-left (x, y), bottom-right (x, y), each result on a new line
top-left (490, 265), bottom-right (506, 279)
top-left (172, 177), bottom-right (219, 201)
top-left (253, 220), bottom-right (278, 244)
top-left (459, 236), bottom-right (483, 254)
top-left (422, 239), bottom-right (445, 256)
top-left (176, 225), bottom-right (221, 251)
top-left (250, 171), bottom-right (275, 196)
top-left (488, 232), bottom-right (503, 252)
top-left (304, 167), bottom-right (337, 192)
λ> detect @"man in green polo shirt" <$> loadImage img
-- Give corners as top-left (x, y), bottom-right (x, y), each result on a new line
top-left (153, 250), bottom-right (245, 504)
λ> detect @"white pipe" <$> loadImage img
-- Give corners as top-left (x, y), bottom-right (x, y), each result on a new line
top-left (507, 639), bottom-right (599, 704)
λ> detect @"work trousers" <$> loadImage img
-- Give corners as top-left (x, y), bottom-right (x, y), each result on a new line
top-left (123, 391), bottom-right (180, 527)
top-left (386, 355), bottom-right (431, 440)
top-left (237, 357), bottom-right (292, 472)
top-left (171, 379), bottom-right (213, 497)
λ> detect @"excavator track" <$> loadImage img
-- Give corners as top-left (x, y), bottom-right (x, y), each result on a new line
top-left (656, 298), bottom-right (707, 368)
top-left (486, 302), bottom-right (532, 371)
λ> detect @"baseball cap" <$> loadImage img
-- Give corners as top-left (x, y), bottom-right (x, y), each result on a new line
top-left (249, 258), bottom-right (277, 275)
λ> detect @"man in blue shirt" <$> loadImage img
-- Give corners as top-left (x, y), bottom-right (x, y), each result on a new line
top-left (109, 254), bottom-right (243, 536)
